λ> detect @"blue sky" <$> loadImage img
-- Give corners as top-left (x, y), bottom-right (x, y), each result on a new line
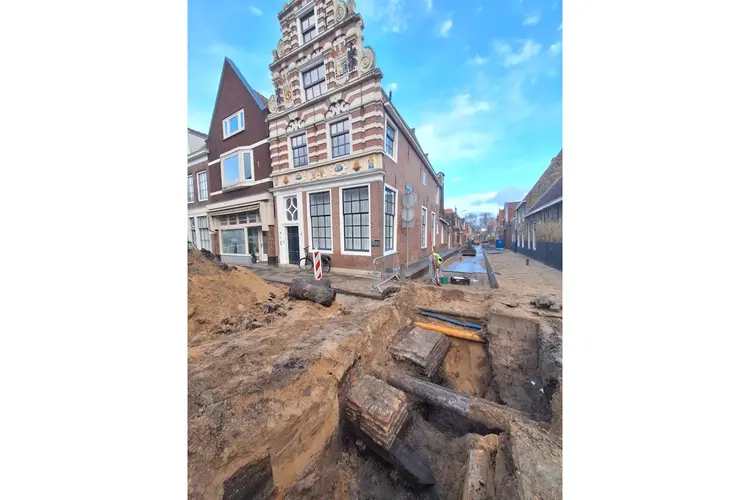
top-left (188, 0), bottom-right (562, 216)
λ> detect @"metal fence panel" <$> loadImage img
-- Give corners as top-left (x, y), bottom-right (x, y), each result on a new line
top-left (372, 252), bottom-right (400, 292)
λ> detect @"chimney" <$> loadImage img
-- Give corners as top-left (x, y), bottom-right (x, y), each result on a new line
top-left (388, 90), bottom-right (392, 101)
top-left (437, 171), bottom-right (444, 184)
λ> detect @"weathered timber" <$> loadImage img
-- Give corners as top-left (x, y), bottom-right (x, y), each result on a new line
top-left (344, 375), bottom-right (409, 449)
top-left (346, 420), bottom-right (435, 488)
top-left (289, 277), bottom-right (337, 307)
top-left (461, 449), bottom-right (493, 500)
top-left (389, 326), bottom-right (452, 377)
top-left (386, 373), bottom-right (536, 432)
top-left (416, 306), bottom-right (485, 321)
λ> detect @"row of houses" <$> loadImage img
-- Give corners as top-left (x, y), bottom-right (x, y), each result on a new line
top-left (497, 150), bottom-right (563, 270)
top-left (187, 0), bottom-right (452, 272)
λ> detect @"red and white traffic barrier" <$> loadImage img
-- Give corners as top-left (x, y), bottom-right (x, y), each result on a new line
top-left (313, 249), bottom-right (322, 280)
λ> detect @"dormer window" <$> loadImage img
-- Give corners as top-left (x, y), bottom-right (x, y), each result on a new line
top-left (300, 10), bottom-right (317, 44)
top-left (222, 109), bottom-right (245, 139)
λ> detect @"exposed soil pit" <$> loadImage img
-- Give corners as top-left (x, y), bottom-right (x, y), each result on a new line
top-left (188, 273), bottom-right (561, 499)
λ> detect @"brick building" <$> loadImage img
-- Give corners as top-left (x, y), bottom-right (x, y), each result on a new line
top-left (188, 128), bottom-right (211, 250)
top-left (201, 58), bottom-right (276, 265)
top-left (514, 150), bottom-right (563, 269)
top-left (502, 201), bottom-right (520, 249)
top-left (265, 0), bottom-right (447, 271)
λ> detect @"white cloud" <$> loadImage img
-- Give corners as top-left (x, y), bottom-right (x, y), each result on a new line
top-left (413, 93), bottom-right (495, 162)
top-left (425, 0), bottom-right (433, 11)
top-left (549, 41), bottom-right (561, 55)
top-left (358, 0), bottom-right (408, 33)
top-left (494, 39), bottom-right (542, 67)
top-left (388, 82), bottom-right (398, 92)
top-left (249, 5), bottom-right (262, 16)
top-left (444, 191), bottom-right (515, 217)
top-left (468, 55), bottom-right (488, 65)
top-left (452, 94), bottom-right (491, 118)
top-left (439, 19), bottom-right (453, 37)
top-left (523, 15), bottom-right (540, 26)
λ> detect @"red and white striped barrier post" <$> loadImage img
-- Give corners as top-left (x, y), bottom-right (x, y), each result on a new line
top-left (312, 248), bottom-right (322, 280)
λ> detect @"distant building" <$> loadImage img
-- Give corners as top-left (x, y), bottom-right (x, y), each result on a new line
top-left (503, 201), bottom-right (520, 249)
top-left (514, 150), bottom-right (562, 270)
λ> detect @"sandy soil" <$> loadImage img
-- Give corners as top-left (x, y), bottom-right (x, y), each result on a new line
top-left (187, 255), bottom-right (562, 499)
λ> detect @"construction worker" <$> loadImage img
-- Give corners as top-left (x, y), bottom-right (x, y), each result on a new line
top-left (432, 251), bottom-right (444, 278)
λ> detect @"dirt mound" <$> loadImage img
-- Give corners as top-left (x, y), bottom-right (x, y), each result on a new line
top-left (188, 250), bottom-right (286, 345)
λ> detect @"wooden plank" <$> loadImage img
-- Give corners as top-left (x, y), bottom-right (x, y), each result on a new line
top-left (385, 373), bottom-right (535, 433)
top-left (461, 449), bottom-right (493, 500)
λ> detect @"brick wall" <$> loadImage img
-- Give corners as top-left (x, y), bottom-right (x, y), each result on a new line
top-left (382, 114), bottom-right (446, 265)
top-left (297, 179), bottom-right (383, 271)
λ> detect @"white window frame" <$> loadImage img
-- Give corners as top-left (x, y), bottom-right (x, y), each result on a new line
top-left (222, 109), bottom-right (245, 140)
top-left (421, 206), bottom-right (427, 249)
top-left (296, 3), bottom-right (318, 47)
top-left (532, 223), bottom-right (536, 250)
top-left (189, 217), bottom-right (197, 247)
top-left (422, 171), bottom-right (427, 185)
top-left (289, 131), bottom-right (310, 168)
top-left (328, 116), bottom-right (353, 160)
top-left (197, 216), bottom-right (211, 251)
top-left (300, 61), bottom-right (328, 103)
top-left (432, 211), bottom-right (436, 249)
top-left (339, 183), bottom-right (372, 257)
top-left (197, 170), bottom-right (208, 201)
top-left (307, 189), bottom-right (333, 254)
top-left (188, 174), bottom-right (195, 203)
top-left (219, 227), bottom-right (248, 256)
top-left (284, 195), bottom-right (300, 223)
top-left (383, 183), bottom-right (399, 256)
top-left (220, 148), bottom-right (256, 189)
top-left (441, 224), bottom-right (444, 245)
top-left (384, 119), bottom-right (397, 161)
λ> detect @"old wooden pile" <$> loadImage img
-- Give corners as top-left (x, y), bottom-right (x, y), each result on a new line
top-left (344, 375), bottom-right (409, 450)
top-left (389, 326), bottom-right (452, 377)
top-left (344, 375), bottom-right (435, 487)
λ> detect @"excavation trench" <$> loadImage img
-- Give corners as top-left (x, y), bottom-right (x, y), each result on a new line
top-left (191, 284), bottom-right (562, 500)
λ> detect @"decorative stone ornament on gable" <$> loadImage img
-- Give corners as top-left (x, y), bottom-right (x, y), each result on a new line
top-left (286, 117), bottom-right (306, 133)
top-left (325, 99), bottom-right (350, 119)
top-left (359, 46), bottom-right (376, 73)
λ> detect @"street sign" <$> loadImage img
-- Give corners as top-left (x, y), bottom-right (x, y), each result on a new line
top-left (403, 191), bottom-right (417, 208)
top-left (401, 207), bottom-right (415, 222)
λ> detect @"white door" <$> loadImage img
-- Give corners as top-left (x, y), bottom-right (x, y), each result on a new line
top-left (277, 193), bottom-right (303, 265)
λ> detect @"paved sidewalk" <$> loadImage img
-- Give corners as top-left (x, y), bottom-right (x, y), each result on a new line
top-left (242, 247), bottom-right (457, 298)
top-left (243, 263), bottom-right (388, 299)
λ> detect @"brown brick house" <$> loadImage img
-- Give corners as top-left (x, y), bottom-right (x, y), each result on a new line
top-left (265, 0), bottom-right (447, 271)
top-left (513, 150), bottom-right (563, 269)
top-left (201, 57), bottom-right (276, 265)
top-left (187, 128), bottom-right (211, 250)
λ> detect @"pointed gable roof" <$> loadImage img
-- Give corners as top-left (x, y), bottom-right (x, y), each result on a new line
top-left (207, 57), bottom-right (268, 136)
top-left (225, 57), bottom-right (267, 112)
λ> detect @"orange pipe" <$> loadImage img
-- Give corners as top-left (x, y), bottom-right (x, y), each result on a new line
top-left (415, 321), bottom-right (486, 343)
